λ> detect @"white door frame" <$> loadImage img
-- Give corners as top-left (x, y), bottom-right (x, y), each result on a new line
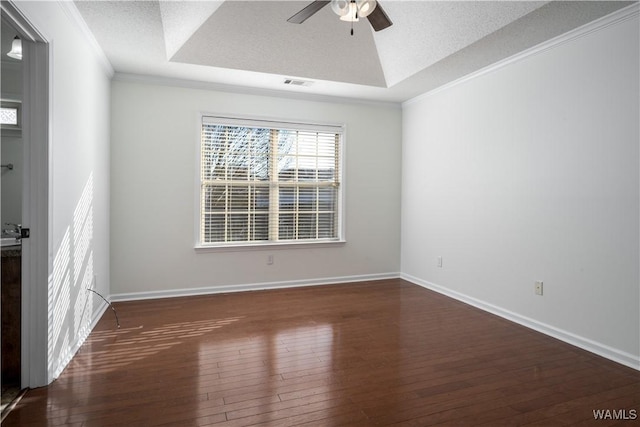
top-left (1, 0), bottom-right (50, 389)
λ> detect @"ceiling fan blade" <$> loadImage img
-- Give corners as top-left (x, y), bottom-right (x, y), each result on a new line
top-left (367, 2), bottom-right (393, 31)
top-left (287, 1), bottom-right (331, 24)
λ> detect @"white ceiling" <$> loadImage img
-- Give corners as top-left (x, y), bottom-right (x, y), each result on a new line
top-left (73, 0), bottom-right (633, 103)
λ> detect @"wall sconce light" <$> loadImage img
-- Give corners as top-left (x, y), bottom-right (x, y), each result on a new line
top-left (7, 36), bottom-right (22, 60)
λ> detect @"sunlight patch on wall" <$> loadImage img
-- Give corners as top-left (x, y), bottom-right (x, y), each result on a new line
top-left (48, 173), bottom-right (96, 379)
top-left (73, 173), bottom-right (93, 284)
top-left (49, 226), bottom-right (71, 358)
top-left (74, 252), bottom-right (94, 335)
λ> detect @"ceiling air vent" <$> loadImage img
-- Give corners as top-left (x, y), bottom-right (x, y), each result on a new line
top-left (283, 78), bottom-right (313, 87)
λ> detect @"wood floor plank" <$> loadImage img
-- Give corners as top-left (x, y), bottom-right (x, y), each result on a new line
top-left (3, 279), bottom-right (639, 426)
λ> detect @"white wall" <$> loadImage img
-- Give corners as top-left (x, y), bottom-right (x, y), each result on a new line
top-left (15, 1), bottom-right (112, 382)
top-left (110, 81), bottom-right (402, 297)
top-left (402, 11), bottom-right (639, 368)
top-left (1, 60), bottom-right (22, 100)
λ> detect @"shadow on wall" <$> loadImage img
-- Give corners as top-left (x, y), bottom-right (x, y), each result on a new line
top-left (48, 172), bottom-right (97, 379)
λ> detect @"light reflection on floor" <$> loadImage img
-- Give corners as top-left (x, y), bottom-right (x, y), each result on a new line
top-left (5, 283), bottom-right (407, 425)
top-left (66, 317), bottom-right (243, 375)
top-left (194, 323), bottom-right (335, 424)
top-left (0, 385), bottom-right (20, 417)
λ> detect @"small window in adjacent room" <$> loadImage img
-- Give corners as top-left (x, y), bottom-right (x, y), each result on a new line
top-left (0, 107), bottom-right (17, 125)
top-left (197, 115), bottom-right (344, 248)
top-left (0, 101), bottom-right (20, 129)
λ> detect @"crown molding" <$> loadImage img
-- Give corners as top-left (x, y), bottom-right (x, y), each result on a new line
top-left (112, 72), bottom-right (401, 110)
top-left (404, 2), bottom-right (640, 107)
top-left (57, 0), bottom-right (114, 78)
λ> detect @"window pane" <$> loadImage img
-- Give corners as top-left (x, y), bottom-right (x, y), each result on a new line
top-left (278, 156), bottom-right (297, 181)
top-left (255, 186), bottom-right (269, 211)
top-left (201, 184), bottom-right (269, 243)
top-left (278, 130), bottom-right (296, 155)
top-left (228, 214), bottom-right (248, 241)
top-left (318, 213), bottom-right (336, 238)
top-left (201, 125), bottom-right (227, 180)
top-left (250, 156), bottom-right (269, 181)
top-left (318, 187), bottom-right (337, 211)
top-left (279, 187), bottom-right (296, 211)
top-left (203, 185), bottom-right (227, 212)
top-left (298, 213), bottom-right (317, 239)
top-left (279, 213), bottom-right (295, 240)
top-left (202, 125), bottom-right (271, 181)
top-left (297, 157), bottom-right (318, 181)
top-left (250, 213), bottom-right (269, 241)
top-left (317, 139), bottom-right (337, 157)
top-left (228, 186), bottom-right (248, 211)
top-left (202, 213), bottom-right (225, 242)
top-left (298, 187), bottom-right (316, 211)
top-left (317, 157), bottom-right (335, 182)
top-left (0, 108), bottom-right (18, 125)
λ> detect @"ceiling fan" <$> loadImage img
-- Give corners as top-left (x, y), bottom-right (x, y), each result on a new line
top-left (288, 0), bottom-right (393, 34)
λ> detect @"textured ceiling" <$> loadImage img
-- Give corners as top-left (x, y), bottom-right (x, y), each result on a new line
top-left (171, 1), bottom-right (387, 87)
top-left (73, 1), bottom-right (634, 103)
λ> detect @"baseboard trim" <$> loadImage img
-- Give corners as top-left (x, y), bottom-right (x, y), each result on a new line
top-left (401, 273), bottom-right (640, 371)
top-left (111, 272), bottom-right (401, 302)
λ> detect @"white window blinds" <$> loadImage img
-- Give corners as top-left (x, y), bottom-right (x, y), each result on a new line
top-left (199, 116), bottom-right (342, 246)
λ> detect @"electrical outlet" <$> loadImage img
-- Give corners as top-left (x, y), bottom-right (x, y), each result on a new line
top-left (534, 281), bottom-right (543, 296)
top-left (267, 255), bottom-right (274, 265)
top-left (437, 256), bottom-right (443, 268)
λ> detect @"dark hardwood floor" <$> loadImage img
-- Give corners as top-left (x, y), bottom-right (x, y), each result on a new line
top-left (3, 279), bottom-right (639, 426)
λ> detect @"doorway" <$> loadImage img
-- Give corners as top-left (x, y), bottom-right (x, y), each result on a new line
top-left (1, 13), bottom-right (25, 415)
top-left (0, 0), bottom-right (50, 417)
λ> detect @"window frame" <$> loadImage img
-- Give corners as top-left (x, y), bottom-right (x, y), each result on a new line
top-left (194, 113), bottom-right (346, 251)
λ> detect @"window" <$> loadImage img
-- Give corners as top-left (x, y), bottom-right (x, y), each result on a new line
top-left (198, 115), bottom-right (343, 247)
top-left (0, 107), bottom-right (18, 125)
top-left (0, 101), bottom-right (21, 130)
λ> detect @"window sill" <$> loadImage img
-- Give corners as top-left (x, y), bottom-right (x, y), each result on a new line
top-left (194, 239), bottom-right (346, 253)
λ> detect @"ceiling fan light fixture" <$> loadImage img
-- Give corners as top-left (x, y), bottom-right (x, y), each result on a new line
top-left (7, 36), bottom-right (22, 60)
top-left (332, 0), bottom-right (376, 22)
top-left (356, 0), bottom-right (376, 18)
top-left (331, 0), bottom-right (349, 17)
top-left (287, 0), bottom-right (391, 32)
top-left (339, 2), bottom-right (359, 22)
